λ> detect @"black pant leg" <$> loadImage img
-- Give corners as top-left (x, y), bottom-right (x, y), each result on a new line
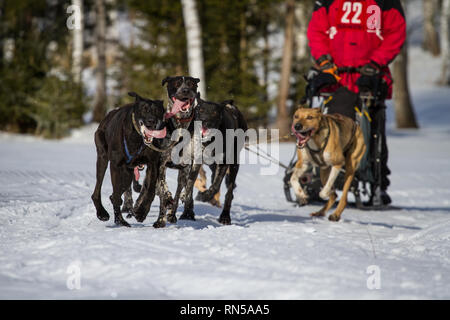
top-left (369, 103), bottom-right (391, 191)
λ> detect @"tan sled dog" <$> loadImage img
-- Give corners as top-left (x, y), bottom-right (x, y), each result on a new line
top-left (290, 107), bottom-right (366, 221)
top-left (194, 166), bottom-right (221, 207)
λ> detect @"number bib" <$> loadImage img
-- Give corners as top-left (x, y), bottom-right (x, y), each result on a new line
top-left (337, 0), bottom-right (367, 31)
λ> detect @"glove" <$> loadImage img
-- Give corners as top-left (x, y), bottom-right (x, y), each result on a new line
top-left (316, 54), bottom-right (341, 82)
top-left (310, 72), bottom-right (337, 95)
top-left (305, 55), bottom-right (340, 97)
top-left (356, 61), bottom-right (386, 98)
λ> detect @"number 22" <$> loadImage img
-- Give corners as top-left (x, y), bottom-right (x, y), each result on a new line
top-left (341, 1), bottom-right (362, 24)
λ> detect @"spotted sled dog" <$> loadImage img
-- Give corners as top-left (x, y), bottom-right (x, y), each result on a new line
top-left (129, 76), bottom-right (201, 227)
top-left (164, 98), bottom-right (248, 225)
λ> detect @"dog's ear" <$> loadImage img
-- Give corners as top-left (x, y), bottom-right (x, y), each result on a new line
top-left (128, 92), bottom-right (141, 102)
top-left (193, 78), bottom-right (200, 84)
top-left (195, 92), bottom-right (203, 104)
top-left (161, 77), bottom-right (171, 87)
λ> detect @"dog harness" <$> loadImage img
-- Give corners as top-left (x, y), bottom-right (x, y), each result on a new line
top-left (123, 136), bottom-right (144, 165)
top-left (305, 120), bottom-right (330, 168)
top-left (304, 116), bottom-right (358, 168)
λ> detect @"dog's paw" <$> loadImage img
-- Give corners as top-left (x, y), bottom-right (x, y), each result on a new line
top-left (328, 213), bottom-right (341, 222)
top-left (167, 215), bottom-right (177, 224)
top-left (196, 190), bottom-right (214, 203)
top-left (133, 207), bottom-right (148, 223)
top-left (295, 195), bottom-right (309, 206)
top-left (114, 215), bottom-right (131, 227)
top-left (310, 211), bottom-right (326, 217)
top-left (218, 213), bottom-right (231, 225)
top-left (179, 210), bottom-right (196, 221)
top-left (153, 219), bottom-right (166, 228)
top-left (96, 208), bottom-right (110, 222)
top-left (210, 198), bottom-right (222, 208)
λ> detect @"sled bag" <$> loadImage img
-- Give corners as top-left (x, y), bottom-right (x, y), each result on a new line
top-left (324, 87), bottom-right (359, 121)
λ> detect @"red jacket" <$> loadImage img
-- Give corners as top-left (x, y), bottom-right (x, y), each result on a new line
top-left (307, 0), bottom-right (406, 99)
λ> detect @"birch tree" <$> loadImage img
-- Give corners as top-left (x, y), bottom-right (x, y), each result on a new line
top-left (71, 0), bottom-right (84, 84)
top-left (276, 0), bottom-right (295, 138)
top-left (294, 0), bottom-right (311, 62)
top-left (106, 0), bottom-right (120, 66)
top-left (92, 0), bottom-right (107, 123)
top-left (440, 0), bottom-right (450, 85)
top-left (181, 0), bottom-right (206, 99)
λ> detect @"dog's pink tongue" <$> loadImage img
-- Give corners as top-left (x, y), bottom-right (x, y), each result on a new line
top-left (201, 127), bottom-right (209, 137)
top-left (134, 166), bottom-right (140, 181)
top-left (165, 98), bottom-right (189, 119)
top-left (143, 126), bottom-right (167, 139)
top-left (291, 124), bottom-right (307, 145)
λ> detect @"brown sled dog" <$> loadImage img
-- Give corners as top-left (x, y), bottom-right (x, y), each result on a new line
top-left (290, 107), bottom-right (366, 221)
top-left (194, 166), bottom-right (222, 207)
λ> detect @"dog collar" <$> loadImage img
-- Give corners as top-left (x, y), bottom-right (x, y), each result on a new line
top-left (174, 112), bottom-right (194, 123)
top-left (132, 112), bottom-right (142, 136)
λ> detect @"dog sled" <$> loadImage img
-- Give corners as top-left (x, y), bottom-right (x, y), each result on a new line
top-left (283, 67), bottom-right (390, 210)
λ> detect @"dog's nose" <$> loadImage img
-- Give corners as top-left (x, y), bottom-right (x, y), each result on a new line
top-left (181, 88), bottom-right (190, 94)
top-left (294, 123), bottom-right (303, 131)
top-left (145, 119), bottom-right (156, 128)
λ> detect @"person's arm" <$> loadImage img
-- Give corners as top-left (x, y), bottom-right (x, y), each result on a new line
top-left (369, 0), bottom-right (407, 66)
top-left (307, 1), bottom-right (332, 61)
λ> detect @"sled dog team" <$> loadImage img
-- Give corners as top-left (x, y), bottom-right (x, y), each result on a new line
top-left (91, 76), bottom-right (366, 228)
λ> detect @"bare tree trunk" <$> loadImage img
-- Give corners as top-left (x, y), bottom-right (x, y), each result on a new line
top-left (294, 0), bottom-right (311, 62)
top-left (181, 0), bottom-right (206, 99)
top-left (107, 0), bottom-right (120, 66)
top-left (71, 0), bottom-right (84, 84)
top-left (0, 1), bottom-right (4, 65)
top-left (239, 9), bottom-right (248, 73)
top-left (262, 15), bottom-right (270, 104)
top-left (393, 45), bottom-right (419, 129)
top-left (129, 9), bottom-right (136, 49)
top-left (440, 0), bottom-right (450, 85)
top-left (92, 0), bottom-right (107, 123)
top-left (423, 0), bottom-right (441, 56)
top-left (276, 0), bottom-right (295, 138)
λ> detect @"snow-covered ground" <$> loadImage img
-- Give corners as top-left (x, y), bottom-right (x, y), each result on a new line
top-left (1, 48), bottom-right (450, 298)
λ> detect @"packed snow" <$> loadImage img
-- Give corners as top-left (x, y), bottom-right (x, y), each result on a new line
top-left (1, 61), bottom-right (450, 298)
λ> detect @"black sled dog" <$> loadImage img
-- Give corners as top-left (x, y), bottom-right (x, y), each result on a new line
top-left (91, 92), bottom-right (166, 227)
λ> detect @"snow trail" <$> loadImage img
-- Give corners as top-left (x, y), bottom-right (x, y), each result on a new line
top-left (1, 120), bottom-right (449, 299)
